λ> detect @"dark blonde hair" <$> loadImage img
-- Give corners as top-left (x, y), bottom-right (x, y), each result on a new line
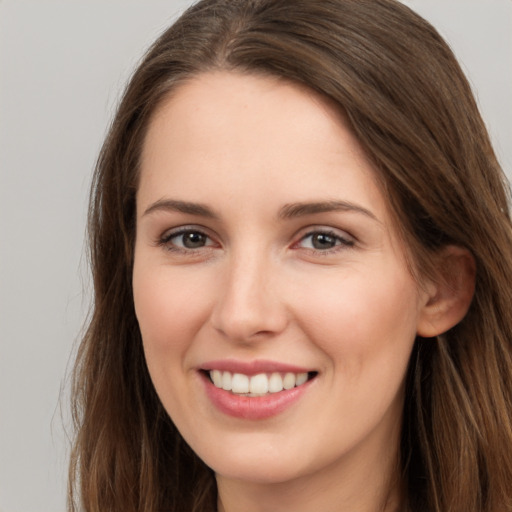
top-left (69, 1), bottom-right (512, 510)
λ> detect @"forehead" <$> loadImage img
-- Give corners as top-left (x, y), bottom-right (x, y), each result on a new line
top-left (143, 72), bottom-right (353, 161)
top-left (138, 72), bottom-right (396, 228)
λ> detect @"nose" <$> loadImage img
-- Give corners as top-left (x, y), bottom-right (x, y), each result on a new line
top-left (210, 250), bottom-right (289, 342)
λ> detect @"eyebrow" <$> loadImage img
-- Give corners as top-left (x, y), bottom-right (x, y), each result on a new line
top-left (143, 199), bottom-right (219, 219)
top-left (142, 198), bottom-right (379, 222)
top-left (278, 200), bottom-right (379, 222)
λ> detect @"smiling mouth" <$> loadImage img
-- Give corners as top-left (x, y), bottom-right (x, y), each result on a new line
top-left (205, 370), bottom-right (318, 397)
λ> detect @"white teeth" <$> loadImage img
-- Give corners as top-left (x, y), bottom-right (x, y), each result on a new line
top-left (209, 370), bottom-right (312, 395)
top-left (249, 373), bottom-right (269, 394)
top-left (283, 372), bottom-right (296, 390)
top-left (296, 372), bottom-right (308, 386)
top-left (221, 371), bottom-right (232, 391)
top-left (231, 373), bottom-right (250, 394)
top-left (268, 372), bottom-right (284, 393)
top-left (211, 369), bottom-right (222, 387)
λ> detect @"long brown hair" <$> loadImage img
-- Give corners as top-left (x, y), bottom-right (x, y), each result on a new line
top-left (69, 1), bottom-right (512, 510)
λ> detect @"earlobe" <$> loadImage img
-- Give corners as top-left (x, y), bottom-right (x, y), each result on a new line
top-left (416, 246), bottom-right (476, 338)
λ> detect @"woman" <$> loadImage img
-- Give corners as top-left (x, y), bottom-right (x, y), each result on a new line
top-left (69, 0), bottom-right (512, 511)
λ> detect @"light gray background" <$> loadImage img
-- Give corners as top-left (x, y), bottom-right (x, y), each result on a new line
top-left (0, 1), bottom-right (510, 511)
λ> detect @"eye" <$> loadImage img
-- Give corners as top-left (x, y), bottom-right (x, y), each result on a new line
top-left (175, 231), bottom-right (209, 249)
top-left (297, 229), bottom-right (354, 251)
top-left (159, 228), bottom-right (215, 251)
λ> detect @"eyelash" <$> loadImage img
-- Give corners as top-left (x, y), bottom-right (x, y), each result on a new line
top-left (157, 227), bottom-right (355, 255)
top-left (296, 229), bottom-right (355, 254)
top-left (157, 227), bottom-right (216, 254)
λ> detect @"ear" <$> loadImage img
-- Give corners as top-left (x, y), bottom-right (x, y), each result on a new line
top-left (416, 246), bottom-right (476, 338)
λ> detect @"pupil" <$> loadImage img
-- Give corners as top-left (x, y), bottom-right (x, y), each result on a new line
top-left (313, 233), bottom-right (335, 249)
top-left (183, 232), bottom-right (206, 248)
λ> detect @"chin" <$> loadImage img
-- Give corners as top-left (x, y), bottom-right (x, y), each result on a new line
top-left (213, 460), bottom-right (304, 485)
top-left (193, 440), bottom-right (298, 483)
top-left (196, 435), bottom-right (330, 487)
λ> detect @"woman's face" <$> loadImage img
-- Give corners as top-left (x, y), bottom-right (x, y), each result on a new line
top-left (133, 72), bottom-right (431, 489)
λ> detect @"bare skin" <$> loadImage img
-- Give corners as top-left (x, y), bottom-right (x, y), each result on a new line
top-left (133, 71), bottom-right (474, 512)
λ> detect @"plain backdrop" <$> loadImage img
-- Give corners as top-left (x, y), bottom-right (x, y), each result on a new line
top-left (0, 1), bottom-right (510, 511)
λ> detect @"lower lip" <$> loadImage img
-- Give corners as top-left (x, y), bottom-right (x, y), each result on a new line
top-left (201, 373), bottom-right (314, 420)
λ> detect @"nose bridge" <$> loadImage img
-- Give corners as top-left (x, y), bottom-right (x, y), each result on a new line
top-left (211, 243), bottom-right (286, 341)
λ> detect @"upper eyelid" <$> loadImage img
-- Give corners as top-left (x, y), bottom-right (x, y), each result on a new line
top-left (295, 225), bottom-right (355, 241)
top-left (156, 226), bottom-right (218, 251)
top-left (292, 226), bottom-right (358, 252)
top-left (160, 224), bottom-right (213, 239)
top-left (157, 227), bottom-right (218, 255)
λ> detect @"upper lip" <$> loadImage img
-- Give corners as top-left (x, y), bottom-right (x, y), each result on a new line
top-left (199, 359), bottom-right (313, 376)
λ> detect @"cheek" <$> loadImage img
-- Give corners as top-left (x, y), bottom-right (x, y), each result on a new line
top-left (132, 262), bottom-right (218, 433)
top-left (132, 263), bottom-right (211, 370)
top-left (293, 266), bottom-right (421, 375)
